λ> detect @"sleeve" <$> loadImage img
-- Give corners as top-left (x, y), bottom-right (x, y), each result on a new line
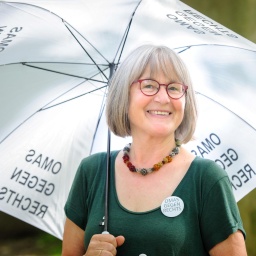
top-left (64, 160), bottom-right (88, 230)
top-left (200, 164), bottom-right (246, 252)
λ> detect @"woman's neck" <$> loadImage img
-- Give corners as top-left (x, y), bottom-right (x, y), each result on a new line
top-left (128, 134), bottom-right (177, 168)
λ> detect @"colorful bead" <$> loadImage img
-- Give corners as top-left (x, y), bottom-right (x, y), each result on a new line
top-left (167, 156), bottom-right (172, 162)
top-left (122, 154), bottom-right (129, 163)
top-left (122, 140), bottom-right (180, 176)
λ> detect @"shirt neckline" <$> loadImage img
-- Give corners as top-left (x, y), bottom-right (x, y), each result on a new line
top-left (110, 150), bottom-right (198, 214)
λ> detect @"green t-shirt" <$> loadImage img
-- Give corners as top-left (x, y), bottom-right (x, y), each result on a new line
top-left (64, 151), bottom-right (245, 255)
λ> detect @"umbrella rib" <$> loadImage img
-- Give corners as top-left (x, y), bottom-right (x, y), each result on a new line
top-left (21, 61), bottom-right (109, 66)
top-left (22, 62), bottom-right (107, 83)
top-left (113, 0), bottom-right (143, 64)
top-left (175, 43), bottom-right (256, 53)
top-left (4, 1), bottom-right (110, 80)
top-left (41, 85), bottom-right (108, 111)
top-left (0, 111), bottom-right (39, 145)
top-left (89, 99), bottom-right (107, 155)
top-left (196, 92), bottom-right (256, 131)
top-left (3, 2), bottom-right (48, 18)
top-left (63, 21), bottom-right (110, 64)
top-left (0, 79), bottom-right (86, 143)
top-left (0, 62), bottom-right (109, 68)
top-left (63, 22), bottom-right (109, 81)
top-left (0, 80), bottom-right (107, 144)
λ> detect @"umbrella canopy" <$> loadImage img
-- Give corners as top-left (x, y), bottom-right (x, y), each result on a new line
top-left (0, 0), bottom-right (256, 239)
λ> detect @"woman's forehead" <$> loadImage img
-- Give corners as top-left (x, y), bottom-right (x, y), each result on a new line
top-left (140, 62), bottom-right (180, 81)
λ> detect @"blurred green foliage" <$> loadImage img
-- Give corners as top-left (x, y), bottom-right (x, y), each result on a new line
top-left (238, 189), bottom-right (256, 256)
top-left (0, 212), bottom-right (62, 255)
top-left (183, 0), bottom-right (256, 43)
top-left (35, 233), bottom-right (62, 255)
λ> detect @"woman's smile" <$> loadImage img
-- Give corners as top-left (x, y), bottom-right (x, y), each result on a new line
top-left (147, 110), bottom-right (171, 116)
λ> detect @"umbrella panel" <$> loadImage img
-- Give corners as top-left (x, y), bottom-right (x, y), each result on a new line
top-left (0, 83), bottom-right (106, 238)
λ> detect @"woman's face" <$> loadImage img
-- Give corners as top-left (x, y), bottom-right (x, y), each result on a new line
top-left (128, 65), bottom-right (186, 139)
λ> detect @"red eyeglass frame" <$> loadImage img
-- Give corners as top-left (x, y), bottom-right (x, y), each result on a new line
top-left (133, 79), bottom-right (188, 99)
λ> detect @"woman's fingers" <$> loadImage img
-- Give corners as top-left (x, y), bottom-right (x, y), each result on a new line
top-left (85, 234), bottom-right (125, 256)
top-left (116, 236), bottom-right (125, 247)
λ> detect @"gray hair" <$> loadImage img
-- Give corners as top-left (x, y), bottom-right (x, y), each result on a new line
top-left (106, 44), bottom-right (197, 144)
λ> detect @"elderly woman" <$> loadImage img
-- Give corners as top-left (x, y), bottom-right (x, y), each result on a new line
top-left (62, 45), bottom-right (247, 255)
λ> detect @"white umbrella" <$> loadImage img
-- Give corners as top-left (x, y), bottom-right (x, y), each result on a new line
top-left (0, 0), bottom-right (255, 239)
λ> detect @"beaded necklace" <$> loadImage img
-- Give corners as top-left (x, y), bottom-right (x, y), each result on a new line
top-left (122, 140), bottom-right (181, 176)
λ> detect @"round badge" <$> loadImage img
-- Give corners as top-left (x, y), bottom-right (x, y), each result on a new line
top-left (161, 196), bottom-right (184, 217)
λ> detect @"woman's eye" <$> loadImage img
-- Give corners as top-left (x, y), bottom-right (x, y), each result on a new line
top-left (144, 84), bottom-right (154, 89)
top-left (168, 86), bottom-right (178, 91)
top-left (168, 84), bottom-right (182, 93)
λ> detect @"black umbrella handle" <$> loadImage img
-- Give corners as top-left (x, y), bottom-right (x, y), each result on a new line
top-left (102, 62), bottom-right (118, 233)
top-left (103, 128), bottom-right (111, 233)
top-left (102, 63), bottom-right (117, 233)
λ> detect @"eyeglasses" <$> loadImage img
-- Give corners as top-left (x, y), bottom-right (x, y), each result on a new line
top-left (133, 79), bottom-right (188, 99)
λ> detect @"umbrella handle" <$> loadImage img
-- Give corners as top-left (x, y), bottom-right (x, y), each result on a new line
top-left (102, 231), bottom-right (110, 234)
top-left (103, 129), bottom-right (111, 232)
top-left (103, 64), bottom-right (116, 233)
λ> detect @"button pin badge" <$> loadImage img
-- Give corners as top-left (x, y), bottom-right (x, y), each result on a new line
top-left (161, 196), bottom-right (184, 217)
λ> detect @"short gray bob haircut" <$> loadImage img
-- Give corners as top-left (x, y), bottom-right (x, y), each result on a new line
top-left (106, 44), bottom-right (197, 144)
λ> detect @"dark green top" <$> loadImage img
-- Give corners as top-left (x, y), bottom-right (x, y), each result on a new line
top-left (64, 151), bottom-right (245, 255)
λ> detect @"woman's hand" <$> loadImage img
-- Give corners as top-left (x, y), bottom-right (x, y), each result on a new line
top-left (62, 218), bottom-right (125, 256)
top-left (85, 234), bottom-right (125, 256)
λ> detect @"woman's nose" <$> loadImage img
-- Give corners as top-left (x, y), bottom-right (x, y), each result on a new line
top-left (154, 85), bottom-right (170, 103)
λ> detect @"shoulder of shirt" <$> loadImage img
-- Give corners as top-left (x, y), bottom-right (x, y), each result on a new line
top-left (192, 156), bottom-right (228, 180)
top-left (188, 157), bottom-right (233, 199)
top-left (79, 150), bottom-right (119, 168)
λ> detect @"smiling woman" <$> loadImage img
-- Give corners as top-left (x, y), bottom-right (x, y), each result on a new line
top-left (62, 45), bottom-right (247, 256)
top-left (0, 0), bottom-right (255, 254)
